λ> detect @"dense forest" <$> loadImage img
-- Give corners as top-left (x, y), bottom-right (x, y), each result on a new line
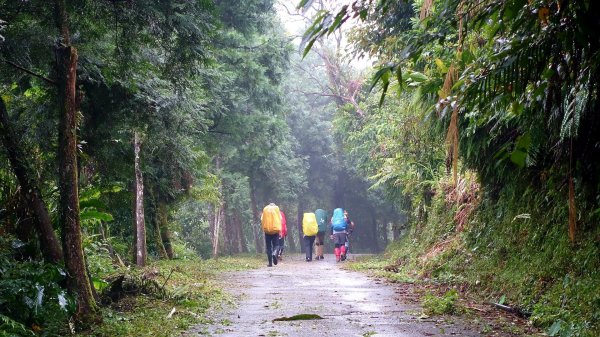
top-left (1, 0), bottom-right (599, 336)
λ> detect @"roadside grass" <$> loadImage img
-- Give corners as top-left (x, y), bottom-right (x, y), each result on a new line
top-left (347, 188), bottom-right (600, 337)
top-left (77, 255), bottom-right (263, 337)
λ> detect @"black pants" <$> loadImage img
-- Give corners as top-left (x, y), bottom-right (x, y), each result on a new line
top-left (304, 235), bottom-right (315, 260)
top-left (277, 236), bottom-right (285, 256)
top-left (265, 233), bottom-right (279, 266)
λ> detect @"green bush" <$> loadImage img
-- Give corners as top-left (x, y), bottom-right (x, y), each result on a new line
top-left (0, 238), bottom-right (75, 336)
top-left (422, 289), bottom-right (459, 315)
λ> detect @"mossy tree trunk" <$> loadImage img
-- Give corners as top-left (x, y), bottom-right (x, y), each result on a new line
top-left (153, 214), bottom-right (169, 260)
top-left (54, 0), bottom-right (100, 326)
top-left (249, 176), bottom-right (263, 253)
top-left (0, 97), bottom-right (63, 263)
top-left (133, 130), bottom-right (147, 266)
top-left (157, 202), bottom-right (173, 259)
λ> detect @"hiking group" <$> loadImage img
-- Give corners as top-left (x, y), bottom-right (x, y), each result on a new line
top-left (261, 203), bottom-right (355, 266)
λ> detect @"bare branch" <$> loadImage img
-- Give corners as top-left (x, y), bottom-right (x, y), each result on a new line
top-left (1, 59), bottom-right (56, 85)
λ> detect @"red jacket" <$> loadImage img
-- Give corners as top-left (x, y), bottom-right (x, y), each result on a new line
top-left (280, 211), bottom-right (287, 237)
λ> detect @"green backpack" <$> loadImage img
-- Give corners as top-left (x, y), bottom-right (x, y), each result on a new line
top-left (315, 209), bottom-right (327, 233)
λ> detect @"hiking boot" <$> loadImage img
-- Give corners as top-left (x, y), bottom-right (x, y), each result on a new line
top-left (341, 254), bottom-right (346, 261)
top-left (267, 264), bottom-right (272, 267)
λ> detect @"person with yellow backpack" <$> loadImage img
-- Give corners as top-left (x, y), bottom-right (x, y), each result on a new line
top-left (261, 203), bottom-right (282, 267)
top-left (302, 212), bottom-right (318, 262)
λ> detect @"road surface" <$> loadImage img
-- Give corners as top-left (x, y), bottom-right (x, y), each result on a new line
top-left (186, 254), bottom-right (482, 337)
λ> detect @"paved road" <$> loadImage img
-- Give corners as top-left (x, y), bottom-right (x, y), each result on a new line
top-left (186, 254), bottom-right (482, 337)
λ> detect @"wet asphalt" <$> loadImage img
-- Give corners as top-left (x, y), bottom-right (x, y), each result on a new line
top-left (186, 253), bottom-right (482, 337)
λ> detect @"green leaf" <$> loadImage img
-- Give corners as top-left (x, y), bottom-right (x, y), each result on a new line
top-left (404, 71), bottom-right (428, 83)
top-left (498, 294), bottom-right (506, 305)
top-left (515, 133), bottom-right (531, 151)
top-left (296, 0), bottom-right (314, 10)
top-left (379, 70), bottom-right (390, 107)
top-left (359, 9), bottom-right (368, 20)
top-left (328, 12), bottom-right (347, 35)
top-left (368, 65), bottom-right (394, 94)
top-left (435, 58), bottom-right (448, 73)
top-left (547, 320), bottom-right (562, 336)
top-left (80, 209), bottom-right (114, 222)
top-left (395, 65), bottom-right (403, 94)
top-left (510, 149), bottom-right (526, 168)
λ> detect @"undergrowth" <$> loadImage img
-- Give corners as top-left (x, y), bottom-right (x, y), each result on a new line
top-left (351, 182), bottom-right (600, 337)
top-left (77, 255), bottom-right (263, 337)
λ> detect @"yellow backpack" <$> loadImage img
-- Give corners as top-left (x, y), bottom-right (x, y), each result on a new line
top-left (302, 212), bottom-right (318, 236)
top-left (261, 204), bottom-right (282, 234)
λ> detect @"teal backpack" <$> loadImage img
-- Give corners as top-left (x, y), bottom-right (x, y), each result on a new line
top-left (315, 209), bottom-right (327, 233)
top-left (331, 208), bottom-right (346, 231)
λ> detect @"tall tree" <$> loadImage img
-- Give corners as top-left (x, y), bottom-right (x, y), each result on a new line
top-left (53, 0), bottom-right (99, 325)
top-left (133, 131), bottom-right (146, 266)
top-left (0, 97), bottom-right (63, 263)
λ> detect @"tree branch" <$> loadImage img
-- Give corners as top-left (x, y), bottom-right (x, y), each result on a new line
top-left (1, 59), bottom-right (57, 85)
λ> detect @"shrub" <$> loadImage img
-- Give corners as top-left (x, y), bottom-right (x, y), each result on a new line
top-left (422, 289), bottom-right (459, 315)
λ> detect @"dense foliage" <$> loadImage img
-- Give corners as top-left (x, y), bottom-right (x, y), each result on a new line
top-left (0, 0), bottom-right (400, 334)
top-left (299, 0), bottom-right (600, 335)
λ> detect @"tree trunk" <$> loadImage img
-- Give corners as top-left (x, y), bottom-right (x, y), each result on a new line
top-left (369, 206), bottom-right (380, 253)
top-left (209, 202), bottom-right (223, 258)
top-left (209, 156), bottom-right (223, 258)
top-left (0, 97), bottom-right (63, 263)
top-left (333, 169), bottom-right (346, 207)
top-left (99, 223), bottom-right (125, 267)
top-left (54, 0), bottom-right (99, 325)
top-left (133, 131), bottom-right (146, 266)
top-left (235, 211), bottom-right (248, 253)
top-left (153, 211), bottom-right (168, 260)
top-left (157, 202), bottom-right (173, 259)
top-left (56, 45), bottom-right (99, 322)
top-left (249, 176), bottom-right (263, 253)
top-left (284, 206), bottom-right (297, 253)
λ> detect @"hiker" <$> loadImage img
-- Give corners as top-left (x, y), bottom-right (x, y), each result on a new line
top-left (314, 208), bottom-right (327, 260)
top-left (329, 208), bottom-right (348, 262)
top-left (261, 203), bottom-right (282, 267)
top-left (342, 209), bottom-right (355, 261)
top-left (302, 212), bottom-right (318, 262)
top-left (277, 210), bottom-right (287, 262)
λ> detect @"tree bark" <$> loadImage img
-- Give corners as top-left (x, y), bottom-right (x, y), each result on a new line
top-left (99, 223), bottom-right (125, 267)
top-left (285, 206), bottom-right (297, 253)
top-left (209, 202), bottom-right (223, 258)
top-left (249, 176), bottom-right (263, 253)
top-left (54, 0), bottom-right (100, 326)
top-left (157, 202), bottom-right (173, 259)
top-left (209, 156), bottom-right (223, 258)
top-left (153, 211), bottom-right (169, 260)
top-left (133, 131), bottom-right (147, 266)
top-left (368, 206), bottom-right (380, 253)
top-left (235, 211), bottom-right (248, 253)
top-left (0, 97), bottom-right (63, 263)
